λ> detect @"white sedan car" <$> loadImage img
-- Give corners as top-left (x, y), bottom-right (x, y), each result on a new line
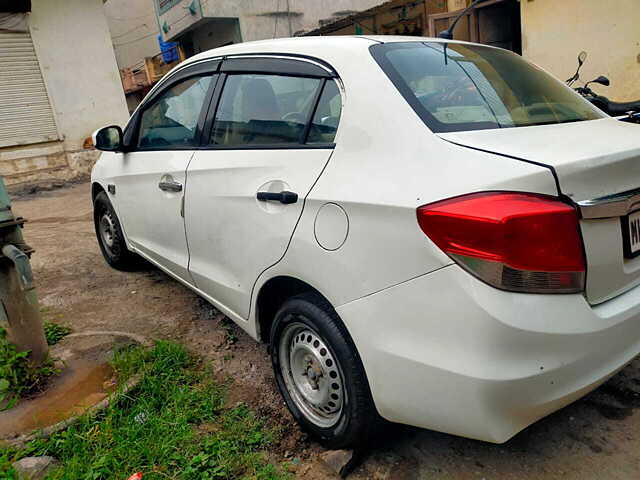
top-left (91, 36), bottom-right (640, 448)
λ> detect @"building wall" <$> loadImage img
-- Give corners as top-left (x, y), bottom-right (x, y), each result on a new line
top-left (29, 0), bottom-right (130, 150)
top-left (190, 18), bottom-right (241, 54)
top-left (296, 0), bottom-right (384, 33)
top-left (447, 0), bottom-right (466, 11)
top-left (158, 0), bottom-right (382, 44)
top-left (303, 0), bottom-right (451, 37)
top-left (104, 0), bottom-right (161, 69)
top-left (1, 0), bottom-right (130, 192)
top-left (231, 0), bottom-right (384, 39)
top-left (521, 0), bottom-right (640, 102)
top-left (0, 142), bottom-right (68, 191)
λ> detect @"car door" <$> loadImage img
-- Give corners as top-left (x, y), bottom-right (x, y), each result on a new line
top-left (113, 63), bottom-right (218, 282)
top-left (185, 56), bottom-right (342, 319)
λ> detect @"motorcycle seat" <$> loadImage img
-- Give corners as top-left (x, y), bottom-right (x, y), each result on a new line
top-left (607, 100), bottom-right (640, 115)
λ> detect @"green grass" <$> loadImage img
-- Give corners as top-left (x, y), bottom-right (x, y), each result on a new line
top-left (43, 322), bottom-right (72, 346)
top-left (40, 306), bottom-right (72, 346)
top-left (0, 327), bottom-right (58, 411)
top-left (0, 341), bottom-right (288, 480)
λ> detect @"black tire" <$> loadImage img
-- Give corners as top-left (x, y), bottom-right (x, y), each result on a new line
top-left (93, 191), bottom-right (139, 271)
top-left (270, 292), bottom-right (381, 449)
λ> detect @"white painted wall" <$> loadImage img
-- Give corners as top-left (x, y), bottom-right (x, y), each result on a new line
top-left (104, 0), bottom-right (161, 69)
top-left (521, 0), bottom-right (640, 102)
top-left (29, 0), bottom-right (130, 150)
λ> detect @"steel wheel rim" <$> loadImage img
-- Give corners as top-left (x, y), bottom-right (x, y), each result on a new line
top-left (99, 211), bottom-right (116, 253)
top-left (279, 320), bottom-right (346, 428)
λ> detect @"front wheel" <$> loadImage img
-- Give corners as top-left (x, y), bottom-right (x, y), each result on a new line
top-left (93, 191), bottom-right (139, 271)
top-left (270, 293), bottom-right (380, 449)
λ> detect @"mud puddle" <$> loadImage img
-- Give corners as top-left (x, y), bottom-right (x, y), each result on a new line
top-left (0, 360), bottom-right (115, 439)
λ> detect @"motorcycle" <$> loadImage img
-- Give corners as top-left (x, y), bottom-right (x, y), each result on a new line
top-left (566, 51), bottom-right (640, 123)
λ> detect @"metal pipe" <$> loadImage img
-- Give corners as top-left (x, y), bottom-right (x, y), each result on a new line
top-left (0, 176), bottom-right (48, 364)
top-left (2, 244), bottom-right (33, 291)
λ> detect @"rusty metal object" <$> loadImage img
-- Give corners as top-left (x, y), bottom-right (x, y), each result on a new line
top-left (0, 176), bottom-right (48, 365)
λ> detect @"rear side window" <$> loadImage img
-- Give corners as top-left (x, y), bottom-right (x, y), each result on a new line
top-left (307, 80), bottom-right (342, 144)
top-left (210, 74), bottom-right (322, 146)
top-left (371, 42), bottom-right (605, 133)
top-left (137, 75), bottom-right (213, 149)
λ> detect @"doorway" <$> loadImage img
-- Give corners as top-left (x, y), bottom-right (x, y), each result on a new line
top-left (428, 0), bottom-right (522, 54)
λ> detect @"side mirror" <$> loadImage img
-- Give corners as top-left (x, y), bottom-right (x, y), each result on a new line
top-left (567, 51), bottom-right (588, 86)
top-left (578, 51), bottom-right (588, 66)
top-left (592, 75), bottom-right (610, 87)
top-left (93, 126), bottom-right (124, 152)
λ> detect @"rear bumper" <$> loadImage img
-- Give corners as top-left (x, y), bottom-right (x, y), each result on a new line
top-left (336, 265), bottom-right (640, 443)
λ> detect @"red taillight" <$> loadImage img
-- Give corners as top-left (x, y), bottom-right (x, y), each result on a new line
top-left (417, 192), bottom-right (585, 293)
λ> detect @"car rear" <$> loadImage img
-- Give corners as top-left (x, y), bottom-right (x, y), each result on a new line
top-left (333, 39), bottom-right (640, 442)
top-left (437, 118), bottom-right (640, 306)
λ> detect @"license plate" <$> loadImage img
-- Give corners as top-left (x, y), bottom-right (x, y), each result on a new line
top-left (623, 210), bottom-right (640, 258)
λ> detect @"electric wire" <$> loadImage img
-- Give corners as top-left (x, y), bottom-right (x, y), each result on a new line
top-left (113, 0), bottom-right (212, 47)
top-left (112, 23), bottom-right (152, 39)
top-left (273, 0), bottom-right (280, 38)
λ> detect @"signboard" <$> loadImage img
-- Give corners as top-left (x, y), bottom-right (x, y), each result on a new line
top-left (157, 0), bottom-right (182, 15)
top-left (155, 0), bottom-right (203, 41)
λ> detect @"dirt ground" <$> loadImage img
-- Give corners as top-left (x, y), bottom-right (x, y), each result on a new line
top-left (11, 182), bottom-right (640, 479)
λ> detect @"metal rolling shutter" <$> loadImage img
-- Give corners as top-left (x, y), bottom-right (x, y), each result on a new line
top-left (0, 31), bottom-right (59, 148)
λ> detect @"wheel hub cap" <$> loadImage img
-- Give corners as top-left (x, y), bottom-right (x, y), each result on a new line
top-left (279, 322), bottom-right (345, 428)
top-left (303, 357), bottom-right (324, 389)
top-left (99, 212), bottom-right (116, 250)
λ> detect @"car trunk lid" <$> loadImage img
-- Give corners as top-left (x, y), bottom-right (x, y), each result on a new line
top-left (438, 117), bottom-right (640, 305)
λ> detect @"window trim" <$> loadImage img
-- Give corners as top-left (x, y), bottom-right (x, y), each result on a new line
top-left (125, 54), bottom-right (342, 152)
top-left (141, 59), bottom-right (221, 108)
top-left (221, 56), bottom-right (336, 79)
top-left (197, 143), bottom-right (336, 151)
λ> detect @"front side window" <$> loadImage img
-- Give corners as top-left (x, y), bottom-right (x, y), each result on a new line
top-left (137, 75), bottom-right (213, 149)
top-left (210, 74), bottom-right (322, 146)
top-left (372, 42), bottom-right (606, 133)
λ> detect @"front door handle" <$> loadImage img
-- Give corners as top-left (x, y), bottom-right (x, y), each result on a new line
top-left (256, 190), bottom-right (298, 204)
top-left (159, 180), bottom-right (182, 192)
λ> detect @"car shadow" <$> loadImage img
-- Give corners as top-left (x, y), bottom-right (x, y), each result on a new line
top-left (353, 356), bottom-right (640, 478)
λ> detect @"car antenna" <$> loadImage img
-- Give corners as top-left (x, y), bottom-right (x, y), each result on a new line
top-left (438, 0), bottom-right (489, 41)
top-left (438, 0), bottom-right (488, 65)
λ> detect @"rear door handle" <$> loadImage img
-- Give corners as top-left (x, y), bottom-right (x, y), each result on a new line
top-left (159, 180), bottom-right (182, 192)
top-left (256, 190), bottom-right (298, 204)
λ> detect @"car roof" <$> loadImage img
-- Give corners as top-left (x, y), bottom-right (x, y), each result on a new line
top-left (183, 35), bottom-right (486, 67)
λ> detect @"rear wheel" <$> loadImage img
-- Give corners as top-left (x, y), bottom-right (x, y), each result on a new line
top-left (93, 191), bottom-right (138, 271)
top-left (270, 293), bottom-right (380, 448)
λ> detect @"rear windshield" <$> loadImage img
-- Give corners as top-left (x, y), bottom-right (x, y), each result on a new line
top-left (371, 42), bottom-right (606, 133)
